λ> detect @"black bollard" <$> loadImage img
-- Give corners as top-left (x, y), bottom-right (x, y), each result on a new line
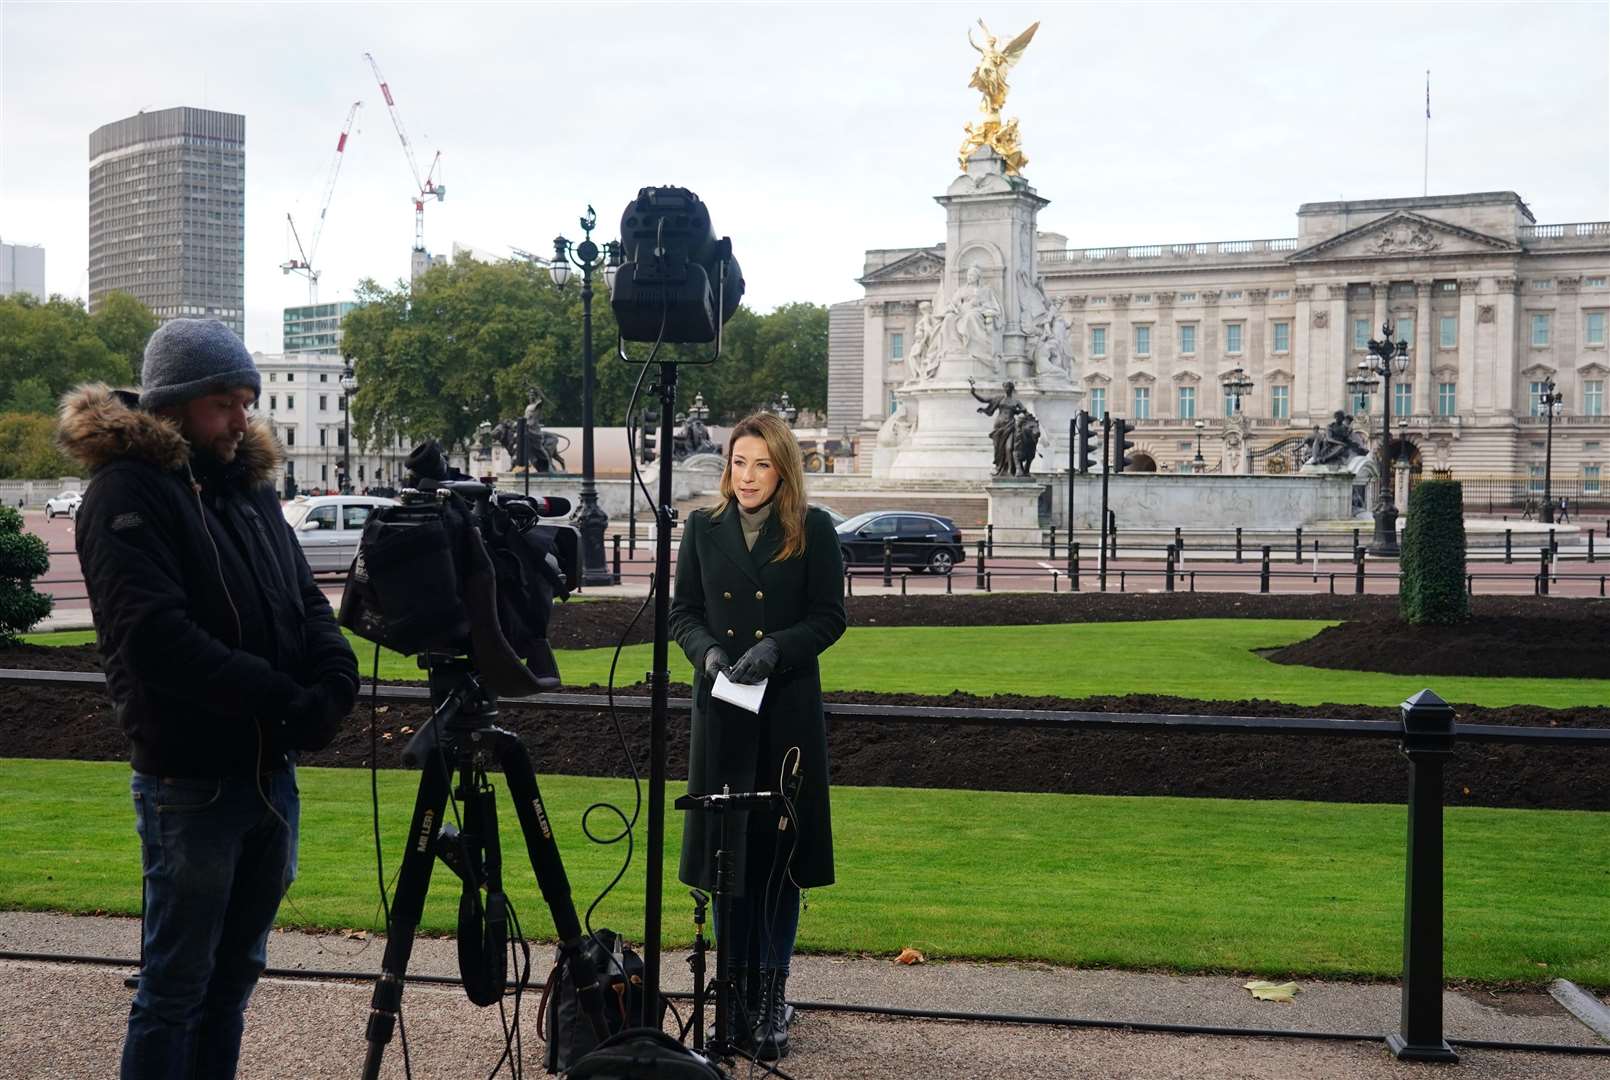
top-left (1387, 690), bottom-right (1459, 1064)
top-left (1108, 511), bottom-right (1118, 560)
top-left (1173, 526), bottom-right (1183, 556)
top-left (1049, 525), bottom-right (1057, 560)
top-left (986, 523), bottom-right (995, 558)
top-left (1295, 526), bottom-right (1303, 564)
top-left (1589, 528), bottom-right (1596, 563)
top-left (1504, 528), bottom-right (1512, 564)
top-left (1166, 544), bottom-right (1176, 592)
top-left (1355, 546), bottom-right (1366, 595)
top-left (976, 540), bottom-right (986, 592)
top-left (612, 534), bottom-right (622, 585)
top-left (883, 540), bottom-right (893, 588)
top-left (1235, 526), bottom-right (1243, 563)
top-left (1259, 545), bottom-right (1271, 594)
top-left (1070, 541), bottom-right (1080, 592)
top-left (1539, 548), bottom-right (1550, 595)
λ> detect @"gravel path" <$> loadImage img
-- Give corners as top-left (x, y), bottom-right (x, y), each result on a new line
top-left (3, 913), bottom-right (1605, 1079)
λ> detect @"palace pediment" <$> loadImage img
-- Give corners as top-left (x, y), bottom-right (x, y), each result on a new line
top-left (1287, 211), bottom-right (1520, 263)
top-left (859, 248), bottom-right (945, 285)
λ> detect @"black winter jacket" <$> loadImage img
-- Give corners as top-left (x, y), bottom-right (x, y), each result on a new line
top-left (60, 385), bottom-right (358, 778)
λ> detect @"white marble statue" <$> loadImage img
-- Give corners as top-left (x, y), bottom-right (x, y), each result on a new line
top-left (1030, 295), bottom-right (1074, 379)
top-left (904, 297), bottom-right (943, 384)
top-left (876, 398), bottom-right (917, 447)
top-left (941, 265), bottom-right (1003, 372)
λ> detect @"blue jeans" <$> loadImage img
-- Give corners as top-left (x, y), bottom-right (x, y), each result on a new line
top-left (121, 768), bottom-right (299, 1080)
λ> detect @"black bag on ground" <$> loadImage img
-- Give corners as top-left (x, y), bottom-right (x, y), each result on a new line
top-left (563, 1029), bottom-right (726, 1079)
top-left (542, 929), bottom-right (665, 1074)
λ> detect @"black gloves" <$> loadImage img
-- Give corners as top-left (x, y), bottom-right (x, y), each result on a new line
top-left (702, 646), bottom-right (731, 682)
top-left (727, 638), bottom-right (780, 685)
top-left (277, 675), bottom-right (357, 753)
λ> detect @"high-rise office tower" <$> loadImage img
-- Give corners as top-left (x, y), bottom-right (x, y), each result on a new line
top-left (89, 107), bottom-right (245, 337)
top-left (0, 239), bottom-right (46, 300)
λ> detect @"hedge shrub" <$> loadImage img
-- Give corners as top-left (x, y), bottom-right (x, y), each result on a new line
top-left (0, 504), bottom-right (52, 642)
top-left (1398, 479), bottom-right (1468, 625)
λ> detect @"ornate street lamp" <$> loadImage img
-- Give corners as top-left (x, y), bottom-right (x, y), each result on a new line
top-left (689, 391), bottom-right (710, 423)
top-left (340, 360), bottom-right (358, 494)
top-left (768, 391), bottom-right (799, 426)
top-left (550, 206), bottom-right (623, 587)
top-left (1220, 367), bottom-right (1254, 415)
top-left (1193, 419), bottom-right (1206, 466)
top-left (1358, 320), bottom-right (1412, 555)
top-left (1538, 377), bottom-right (1564, 523)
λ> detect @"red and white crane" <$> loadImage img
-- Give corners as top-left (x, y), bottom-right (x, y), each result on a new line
top-left (364, 51), bottom-right (447, 261)
top-left (281, 99), bottom-right (362, 304)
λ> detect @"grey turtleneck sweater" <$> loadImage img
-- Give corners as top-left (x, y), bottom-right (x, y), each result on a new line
top-left (739, 501), bottom-right (773, 551)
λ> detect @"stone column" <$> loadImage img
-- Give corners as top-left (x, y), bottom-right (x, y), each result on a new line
top-left (1458, 278), bottom-right (1481, 415)
top-left (1374, 281), bottom-right (1390, 340)
top-left (1492, 276), bottom-right (1518, 416)
top-left (1293, 283), bottom-right (1316, 420)
top-left (1415, 280), bottom-right (1434, 416)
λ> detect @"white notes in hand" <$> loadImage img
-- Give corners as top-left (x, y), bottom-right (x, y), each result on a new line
top-left (712, 671), bottom-right (767, 714)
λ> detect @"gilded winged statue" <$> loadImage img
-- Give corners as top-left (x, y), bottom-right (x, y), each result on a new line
top-left (967, 20), bottom-right (1039, 118)
top-left (960, 19), bottom-right (1039, 175)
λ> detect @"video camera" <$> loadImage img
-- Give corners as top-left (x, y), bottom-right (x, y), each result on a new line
top-left (339, 440), bottom-right (580, 696)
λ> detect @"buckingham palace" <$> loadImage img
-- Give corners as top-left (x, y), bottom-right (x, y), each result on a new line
top-left (830, 191), bottom-right (1610, 497)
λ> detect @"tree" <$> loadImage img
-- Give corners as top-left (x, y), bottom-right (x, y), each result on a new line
top-left (0, 504), bottom-right (52, 642)
top-left (1399, 480), bottom-right (1469, 625)
top-left (342, 254), bottom-right (832, 450)
top-left (0, 413), bottom-right (74, 479)
top-left (0, 293), bottom-right (149, 415)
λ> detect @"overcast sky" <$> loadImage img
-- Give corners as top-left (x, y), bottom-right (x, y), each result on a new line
top-left (3, 1), bottom-right (1607, 353)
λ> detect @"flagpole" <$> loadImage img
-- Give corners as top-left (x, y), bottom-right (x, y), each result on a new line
top-left (1423, 69), bottom-right (1430, 197)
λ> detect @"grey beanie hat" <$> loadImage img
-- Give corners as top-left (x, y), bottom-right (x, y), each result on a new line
top-left (139, 318), bottom-right (261, 411)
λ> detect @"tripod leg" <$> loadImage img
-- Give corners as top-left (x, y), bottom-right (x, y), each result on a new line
top-left (361, 749), bottom-right (453, 1080)
top-left (488, 728), bottom-right (612, 1042)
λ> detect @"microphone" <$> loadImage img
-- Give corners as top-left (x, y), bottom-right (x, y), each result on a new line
top-left (524, 495), bottom-right (572, 517)
top-left (778, 754), bottom-right (803, 832)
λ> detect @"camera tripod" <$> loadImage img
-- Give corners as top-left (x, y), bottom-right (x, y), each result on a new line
top-left (360, 657), bottom-right (610, 1079)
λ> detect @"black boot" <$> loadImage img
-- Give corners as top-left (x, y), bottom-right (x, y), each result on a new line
top-left (755, 968), bottom-right (790, 1061)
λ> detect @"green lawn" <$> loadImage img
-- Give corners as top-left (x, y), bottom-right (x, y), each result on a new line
top-left (3, 758), bottom-right (1605, 987)
top-left (25, 619), bottom-right (1610, 709)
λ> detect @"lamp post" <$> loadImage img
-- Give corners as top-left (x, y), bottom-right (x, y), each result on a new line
top-left (550, 206), bottom-right (622, 587)
top-left (340, 360), bottom-right (358, 494)
top-left (768, 391), bottom-right (799, 426)
top-left (1220, 367), bottom-right (1254, 415)
top-left (1356, 320), bottom-right (1412, 556)
top-left (1538, 377), bottom-right (1564, 523)
top-left (1193, 419), bottom-right (1206, 468)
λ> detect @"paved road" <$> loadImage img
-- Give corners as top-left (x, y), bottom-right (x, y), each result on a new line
top-left (21, 510), bottom-right (1610, 626)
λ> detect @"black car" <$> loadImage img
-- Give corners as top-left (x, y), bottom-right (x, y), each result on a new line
top-left (835, 511), bottom-right (965, 574)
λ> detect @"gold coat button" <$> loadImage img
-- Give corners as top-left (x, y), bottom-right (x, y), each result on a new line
top-left (754, 590), bottom-right (764, 600)
top-left (722, 591), bottom-right (732, 600)
top-left (754, 630), bottom-right (764, 640)
top-left (726, 629), bottom-right (734, 638)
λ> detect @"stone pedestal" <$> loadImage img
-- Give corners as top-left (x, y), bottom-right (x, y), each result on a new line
top-left (1395, 461), bottom-right (1413, 512)
top-left (986, 479), bottom-right (1046, 548)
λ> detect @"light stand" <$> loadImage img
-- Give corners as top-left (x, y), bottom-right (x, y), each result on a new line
top-left (1539, 378), bottom-right (1563, 522)
top-left (1192, 419), bottom-right (1205, 469)
top-left (551, 207), bottom-right (623, 587)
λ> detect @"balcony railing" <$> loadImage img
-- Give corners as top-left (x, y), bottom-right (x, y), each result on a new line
top-left (1519, 222), bottom-right (1610, 242)
top-left (1042, 237), bottom-right (1300, 266)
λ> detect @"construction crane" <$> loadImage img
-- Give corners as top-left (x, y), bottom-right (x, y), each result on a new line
top-left (281, 100), bottom-right (362, 304)
top-left (364, 51), bottom-right (447, 267)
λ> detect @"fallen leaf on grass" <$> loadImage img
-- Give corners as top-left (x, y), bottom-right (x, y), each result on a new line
top-left (1244, 980), bottom-right (1300, 1003)
top-left (344, 929), bottom-right (370, 941)
top-left (894, 948), bottom-right (925, 965)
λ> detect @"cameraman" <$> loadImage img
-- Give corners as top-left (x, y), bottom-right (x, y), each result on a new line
top-left (59, 319), bottom-right (358, 1079)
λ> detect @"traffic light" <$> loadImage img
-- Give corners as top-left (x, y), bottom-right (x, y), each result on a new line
top-left (1074, 410), bottom-right (1097, 474)
top-left (638, 407), bottom-right (658, 464)
top-left (1113, 418), bottom-right (1136, 473)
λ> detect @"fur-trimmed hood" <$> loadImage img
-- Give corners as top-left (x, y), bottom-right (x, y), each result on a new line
top-left (58, 383), bottom-right (283, 488)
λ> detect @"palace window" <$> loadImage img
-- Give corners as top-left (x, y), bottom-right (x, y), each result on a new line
top-left (1271, 384), bottom-right (1290, 419)
top-left (1224, 323), bottom-right (1243, 354)
top-left (1586, 466), bottom-right (1602, 495)
top-left (1177, 385), bottom-right (1196, 419)
top-left (318, 428), bottom-right (327, 447)
top-left (1089, 387), bottom-right (1107, 419)
top-left (1586, 312), bottom-right (1605, 346)
top-left (1586, 380), bottom-right (1605, 417)
top-left (1394, 382), bottom-right (1413, 416)
top-left (1133, 386), bottom-right (1151, 419)
top-left (1272, 321), bottom-right (1290, 353)
top-left (1177, 291), bottom-right (1197, 302)
top-left (1354, 318), bottom-right (1370, 350)
top-left (1225, 290), bottom-right (1243, 301)
top-left (319, 394), bottom-right (328, 412)
top-left (1438, 382), bottom-right (1457, 416)
top-left (1531, 313), bottom-right (1551, 347)
top-left (1352, 390), bottom-right (1373, 416)
top-left (1091, 326), bottom-right (1107, 358)
top-left (1531, 279), bottom-right (1554, 290)
top-left (1179, 323), bottom-right (1197, 354)
top-left (1527, 464), bottom-right (1545, 494)
top-left (1395, 316), bottom-right (1414, 343)
top-left (1272, 289), bottom-right (1291, 300)
top-left (285, 427), bottom-right (296, 446)
top-left (269, 394), bottom-right (277, 411)
top-left (286, 395), bottom-right (295, 410)
top-left (1588, 277), bottom-right (1608, 288)
top-left (1529, 381), bottom-right (1549, 417)
top-left (1135, 324), bottom-right (1151, 356)
top-left (889, 332), bottom-right (904, 360)
top-left (1439, 316), bottom-right (1457, 348)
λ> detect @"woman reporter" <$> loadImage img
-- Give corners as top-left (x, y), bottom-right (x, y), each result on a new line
top-left (670, 411), bottom-right (846, 1061)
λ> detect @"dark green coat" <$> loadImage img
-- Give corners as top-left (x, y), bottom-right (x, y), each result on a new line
top-left (671, 504), bottom-right (846, 892)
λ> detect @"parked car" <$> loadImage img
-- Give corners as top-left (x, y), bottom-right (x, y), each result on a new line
top-left (835, 510), bottom-right (965, 574)
top-left (282, 494), bottom-right (397, 574)
top-left (45, 491), bottom-right (82, 519)
top-left (810, 503), bottom-right (848, 528)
